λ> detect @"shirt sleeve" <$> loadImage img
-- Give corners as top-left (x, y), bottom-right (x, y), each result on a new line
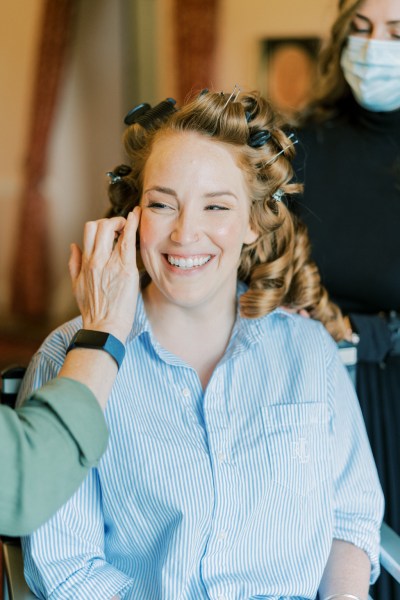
top-left (327, 338), bottom-right (385, 584)
top-left (22, 461), bottom-right (134, 599)
top-left (18, 350), bottom-right (134, 599)
top-left (0, 376), bottom-right (108, 537)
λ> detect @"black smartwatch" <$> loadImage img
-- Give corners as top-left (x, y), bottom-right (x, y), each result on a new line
top-left (66, 329), bottom-right (125, 370)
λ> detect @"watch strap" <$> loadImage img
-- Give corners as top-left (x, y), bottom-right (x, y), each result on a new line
top-left (66, 329), bottom-right (125, 370)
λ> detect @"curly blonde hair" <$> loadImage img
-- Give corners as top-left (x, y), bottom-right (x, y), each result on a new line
top-left (297, 0), bottom-right (363, 123)
top-left (107, 90), bottom-right (346, 340)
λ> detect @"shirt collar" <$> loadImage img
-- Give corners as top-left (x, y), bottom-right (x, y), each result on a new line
top-left (228, 282), bottom-right (297, 357)
top-left (125, 283), bottom-right (296, 349)
top-left (126, 292), bottom-right (151, 345)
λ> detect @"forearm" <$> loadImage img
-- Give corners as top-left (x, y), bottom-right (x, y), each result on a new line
top-left (58, 347), bottom-right (119, 410)
top-left (0, 378), bottom-right (107, 535)
top-left (318, 539), bottom-right (371, 600)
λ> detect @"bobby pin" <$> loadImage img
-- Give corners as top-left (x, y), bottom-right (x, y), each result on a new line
top-left (262, 133), bottom-right (298, 167)
top-left (222, 84), bottom-right (241, 110)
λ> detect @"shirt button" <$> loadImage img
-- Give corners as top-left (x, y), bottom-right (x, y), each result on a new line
top-left (217, 595), bottom-right (228, 600)
top-left (218, 452), bottom-right (226, 463)
top-left (181, 388), bottom-right (191, 398)
top-left (217, 530), bottom-right (227, 542)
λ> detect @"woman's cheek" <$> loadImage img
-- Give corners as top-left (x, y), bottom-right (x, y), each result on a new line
top-left (212, 220), bottom-right (245, 240)
top-left (138, 216), bottom-right (155, 249)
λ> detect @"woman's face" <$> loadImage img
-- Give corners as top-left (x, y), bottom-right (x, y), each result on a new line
top-left (350, 0), bottom-right (400, 40)
top-left (139, 131), bottom-right (258, 311)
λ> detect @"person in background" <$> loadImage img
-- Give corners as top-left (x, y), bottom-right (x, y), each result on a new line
top-left (290, 0), bottom-right (400, 597)
top-left (19, 89), bottom-right (382, 600)
top-left (0, 211), bottom-right (139, 536)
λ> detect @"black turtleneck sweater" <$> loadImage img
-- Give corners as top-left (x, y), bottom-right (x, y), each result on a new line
top-left (293, 97), bottom-right (400, 314)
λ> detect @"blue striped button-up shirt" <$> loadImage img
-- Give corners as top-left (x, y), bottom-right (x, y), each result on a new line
top-left (19, 288), bottom-right (383, 600)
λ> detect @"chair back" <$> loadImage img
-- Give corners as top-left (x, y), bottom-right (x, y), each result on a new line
top-left (1, 366), bottom-right (26, 409)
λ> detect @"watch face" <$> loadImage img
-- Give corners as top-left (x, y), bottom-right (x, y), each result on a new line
top-left (68, 329), bottom-right (125, 369)
top-left (74, 330), bottom-right (109, 347)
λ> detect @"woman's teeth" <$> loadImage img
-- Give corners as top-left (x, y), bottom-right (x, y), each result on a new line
top-left (167, 255), bottom-right (211, 269)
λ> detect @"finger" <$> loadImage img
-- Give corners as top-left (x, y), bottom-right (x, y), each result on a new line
top-left (118, 207), bottom-right (141, 265)
top-left (82, 221), bottom-right (98, 258)
top-left (92, 217), bottom-right (127, 260)
top-left (68, 243), bottom-right (82, 284)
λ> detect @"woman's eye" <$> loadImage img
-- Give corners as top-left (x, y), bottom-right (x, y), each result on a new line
top-left (147, 202), bottom-right (171, 210)
top-left (350, 23), bottom-right (370, 34)
top-left (205, 204), bottom-right (229, 211)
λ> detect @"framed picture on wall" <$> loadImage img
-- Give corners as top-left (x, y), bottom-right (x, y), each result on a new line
top-left (258, 37), bottom-right (320, 117)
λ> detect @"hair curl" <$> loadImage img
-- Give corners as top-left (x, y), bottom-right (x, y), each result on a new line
top-left (107, 89), bottom-right (346, 341)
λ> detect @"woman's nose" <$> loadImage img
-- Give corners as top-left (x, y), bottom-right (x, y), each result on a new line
top-left (170, 211), bottom-right (200, 244)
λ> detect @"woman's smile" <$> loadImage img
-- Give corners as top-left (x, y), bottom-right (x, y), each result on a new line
top-left (165, 254), bottom-right (213, 270)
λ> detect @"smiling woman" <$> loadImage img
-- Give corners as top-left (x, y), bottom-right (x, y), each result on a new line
top-left (17, 90), bottom-right (383, 600)
top-left (109, 92), bottom-right (346, 340)
top-left (140, 132), bottom-right (257, 319)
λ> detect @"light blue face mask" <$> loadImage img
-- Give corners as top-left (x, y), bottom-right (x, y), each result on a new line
top-left (340, 35), bottom-right (400, 112)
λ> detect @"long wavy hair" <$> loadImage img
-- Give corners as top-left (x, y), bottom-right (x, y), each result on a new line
top-left (107, 90), bottom-right (346, 340)
top-left (297, 0), bottom-right (363, 124)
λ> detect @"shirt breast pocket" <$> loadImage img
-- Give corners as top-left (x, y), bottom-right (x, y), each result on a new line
top-left (261, 402), bottom-right (331, 497)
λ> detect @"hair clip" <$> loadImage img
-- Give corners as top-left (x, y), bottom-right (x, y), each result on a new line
top-left (263, 133), bottom-right (298, 166)
top-left (123, 103), bottom-right (151, 125)
top-left (248, 129), bottom-right (271, 148)
top-left (106, 164), bottom-right (132, 184)
top-left (123, 98), bottom-right (177, 129)
top-left (106, 171), bottom-right (123, 184)
top-left (222, 84), bottom-right (241, 110)
top-left (199, 88), bottom-right (209, 96)
top-left (272, 188), bottom-right (284, 202)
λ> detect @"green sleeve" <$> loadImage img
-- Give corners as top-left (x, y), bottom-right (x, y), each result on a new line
top-left (0, 377), bottom-right (108, 536)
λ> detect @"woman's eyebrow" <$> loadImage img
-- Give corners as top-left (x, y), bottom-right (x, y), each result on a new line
top-left (354, 13), bottom-right (371, 23)
top-left (204, 190), bottom-right (238, 200)
top-left (144, 187), bottom-right (238, 200)
top-left (144, 186), bottom-right (177, 197)
top-left (354, 13), bottom-right (400, 27)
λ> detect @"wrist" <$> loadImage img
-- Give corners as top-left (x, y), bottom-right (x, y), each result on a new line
top-left (81, 322), bottom-right (130, 345)
top-left (67, 329), bottom-right (126, 370)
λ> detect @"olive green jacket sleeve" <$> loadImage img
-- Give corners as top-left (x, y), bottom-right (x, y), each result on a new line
top-left (0, 377), bottom-right (108, 536)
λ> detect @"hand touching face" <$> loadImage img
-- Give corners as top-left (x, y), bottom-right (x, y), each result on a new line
top-left (69, 208), bottom-right (141, 342)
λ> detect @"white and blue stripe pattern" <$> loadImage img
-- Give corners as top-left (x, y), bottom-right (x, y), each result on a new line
top-left (19, 289), bottom-right (384, 600)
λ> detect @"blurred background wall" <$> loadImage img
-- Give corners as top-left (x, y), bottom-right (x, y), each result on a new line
top-left (0, 0), bottom-right (337, 367)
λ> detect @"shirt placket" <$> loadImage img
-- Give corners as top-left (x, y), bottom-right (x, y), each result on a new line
top-left (201, 367), bottom-right (239, 600)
